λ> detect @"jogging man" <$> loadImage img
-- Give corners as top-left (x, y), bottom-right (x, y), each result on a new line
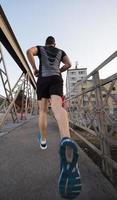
top-left (26, 36), bottom-right (81, 199)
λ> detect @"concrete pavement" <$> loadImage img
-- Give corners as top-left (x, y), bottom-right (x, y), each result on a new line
top-left (0, 115), bottom-right (117, 200)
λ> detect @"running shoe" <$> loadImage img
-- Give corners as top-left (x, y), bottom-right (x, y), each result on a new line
top-left (58, 137), bottom-right (81, 199)
top-left (37, 132), bottom-right (47, 150)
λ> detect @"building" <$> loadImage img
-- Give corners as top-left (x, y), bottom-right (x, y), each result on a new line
top-left (67, 78), bottom-right (117, 116)
top-left (66, 67), bottom-right (87, 98)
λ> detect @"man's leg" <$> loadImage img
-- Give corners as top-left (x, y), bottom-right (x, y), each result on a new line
top-left (51, 95), bottom-right (70, 138)
top-left (38, 98), bottom-right (48, 141)
top-left (51, 95), bottom-right (81, 198)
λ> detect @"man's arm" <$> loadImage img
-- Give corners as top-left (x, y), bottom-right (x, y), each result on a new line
top-left (60, 55), bottom-right (72, 73)
top-left (26, 47), bottom-right (38, 76)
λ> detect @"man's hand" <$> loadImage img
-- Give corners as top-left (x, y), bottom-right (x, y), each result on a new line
top-left (61, 55), bottom-right (72, 72)
top-left (33, 69), bottom-right (39, 77)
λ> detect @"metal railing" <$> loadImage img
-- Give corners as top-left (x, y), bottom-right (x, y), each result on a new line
top-left (0, 6), bottom-right (37, 131)
top-left (65, 51), bottom-right (117, 184)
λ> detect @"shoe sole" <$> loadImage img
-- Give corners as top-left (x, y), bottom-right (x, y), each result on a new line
top-left (40, 143), bottom-right (47, 150)
top-left (58, 139), bottom-right (81, 199)
top-left (37, 133), bottom-right (47, 150)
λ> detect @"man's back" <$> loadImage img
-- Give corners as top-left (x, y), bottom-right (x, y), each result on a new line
top-left (36, 46), bottom-right (66, 77)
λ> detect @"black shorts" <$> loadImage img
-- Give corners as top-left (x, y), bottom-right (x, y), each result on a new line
top-left (36, 75), bottom-right (63, 100)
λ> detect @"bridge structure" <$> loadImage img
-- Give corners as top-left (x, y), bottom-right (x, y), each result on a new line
top-left (0, 5), bottom-right (117, 200)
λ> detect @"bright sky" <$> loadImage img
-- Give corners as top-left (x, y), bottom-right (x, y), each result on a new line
top-left (0, 0), bottom-right (117, 95)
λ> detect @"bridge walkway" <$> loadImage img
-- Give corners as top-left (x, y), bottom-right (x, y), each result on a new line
top-left (0, 116), bottom-right (117, 200)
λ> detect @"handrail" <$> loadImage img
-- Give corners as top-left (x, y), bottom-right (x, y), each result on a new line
top-left (0, 5), bottom-right (36, 89)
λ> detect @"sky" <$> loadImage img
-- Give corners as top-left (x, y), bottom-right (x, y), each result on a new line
top-left (0, 0), bottom-right (117, 95)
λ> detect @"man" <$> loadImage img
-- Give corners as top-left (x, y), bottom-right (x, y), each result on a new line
top-left (27, 36), bottom-right (81, 199)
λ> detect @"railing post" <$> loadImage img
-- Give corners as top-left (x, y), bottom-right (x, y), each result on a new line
top-left (20, 74), bottom-right (26, 120)
top-left (0, 44), bottom-right (18, 123)
top-left (93, 72), bottom-right (113, 181)
top-left (24, 73), bottom-right (29, 118)
top-left (31, 89), bottom-right (37, 115)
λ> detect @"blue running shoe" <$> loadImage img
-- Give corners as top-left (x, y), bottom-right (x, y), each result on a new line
top-left (37, 132), bottom-right (47, 150)
top-left (58, 138), bottom-right (81, 199)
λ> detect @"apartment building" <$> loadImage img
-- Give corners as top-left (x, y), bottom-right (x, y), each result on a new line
top-left (66, 67), bottom-right (87, 98)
